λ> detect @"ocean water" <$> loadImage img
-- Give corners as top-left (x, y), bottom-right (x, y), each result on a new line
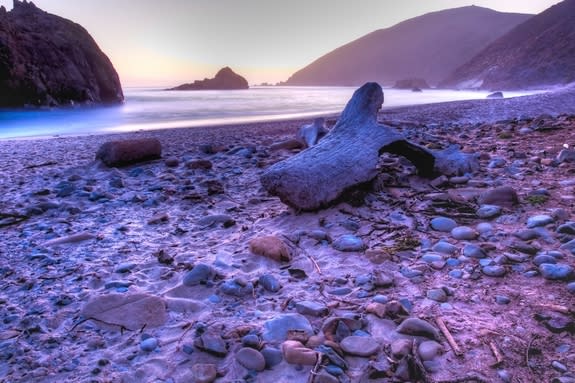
top-left (0, 86), bottom-right (540, 139)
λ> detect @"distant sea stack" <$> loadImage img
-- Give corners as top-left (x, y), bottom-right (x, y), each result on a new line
top-left (169, 67), bottom-right (249, 90)
top-left (284, 6), bottom-right (531, 86)
top-left (440, 0), bottom-right (575, 90)
top-left (393, 78), bottom-right (430, 90)
top-left (0, 0), bottom-right (124, 108)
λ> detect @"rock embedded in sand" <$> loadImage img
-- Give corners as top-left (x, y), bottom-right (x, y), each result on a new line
top-left (295, 301), bottom-right (329, 317)
top-left (140, 337), bottom-right (158, 352)
top-left (186, 159), bottom-right (213, 170)
top-left (340, 336), bottom-right (380, 357)
top-left (183, 263), bottom-right (214, 286)
top-left (195, 333), bottom-right (228, 357)
top-left (81, 293), bottom-right (167, 331)
top-left (451, 226), bottom-right (478, 240)
top-left (261, 346), bottom-right (283, 368)
top-left (96, 138), bottom-right (162, 167)
top-left (476, 204), bottom-right (502, 219)
top-left (477, 186), bottom-right (518, 207)
top-left (396, 318), bottom-right (440, 340)
top-left (262, 314), bottom-right (313, 342)
top-left (220, 279), bottom-right (254, 297)
top-left (539, 263), bottom-right (574, 280)
top-left (249, 235), bottom-right (292, 262)
top-left (463, 244), bottom-right (487, 259)
top-left (258, 274), bottom-right (281, 292)
top-left (281, 340), bottom-right (318, 365)
top-left (527, 214), bottom-right (554, 228)
top-left (426, 288), bottom-right (448, 302)
top-left (43, 232), bottom-right (96, 247)
top-left (191, 363), bottom-right (218, 383)
top-left (332, 234), bottom-right (365, 252)
top-left (482, 265), bottom-right (507, 277)
top-left (236, 347), bottom-right (266, 371)
top-left (418, 340), bottom-right (443, 361)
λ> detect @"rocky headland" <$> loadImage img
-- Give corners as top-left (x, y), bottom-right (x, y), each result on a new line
top-left (1, 88), bottom-right (575, 382)
top-left (169, 67), bottom-right (249, 91)
top-left (0, 1), bottom-right (123, 107)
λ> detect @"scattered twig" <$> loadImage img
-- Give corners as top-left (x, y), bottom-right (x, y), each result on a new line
top-left (0, 212), bottom-right (30, 228)
top-left (433, 373), bottom-right (490, 383)
top-left (302, 249), bottom-right (322, 275)
top-left (24, 161), bottom-right (58, 169)
top-left (488, 340), bottom-right (504, 366)
top-left (307, 352), bottom-right (324, 383)
top-left (435, 316), bottom-right (463, 357)
top-left (280, 297), bottom-right (292, 311)
top-left (526, 335), bottom-right (538, 371)
top-left (410, 339), bottom-right (432, 383)
top-left (535, 303), bottom-right (573, 315)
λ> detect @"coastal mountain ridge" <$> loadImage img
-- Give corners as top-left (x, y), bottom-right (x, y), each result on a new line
top-left (0, 0), bottom-right (123, 107)
top-left (440, 0), bottom-right (575, 90)
top-left (284, 6), bottom-right (531, 87)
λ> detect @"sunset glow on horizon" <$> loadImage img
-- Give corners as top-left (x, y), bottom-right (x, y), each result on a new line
top-left (0, 0), bottom-right (563, 87)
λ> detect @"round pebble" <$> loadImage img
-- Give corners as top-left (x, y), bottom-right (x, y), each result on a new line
top-left (422, 252), bottom-right (444, 263)
top-left (448, 270), bottom-right (463, 279)
top-left (340, 336), bottom-right (379, 357)
top-left (259, 274), bottom-right (281, 292)
top-left (418, 340), bottom-right (443, 361)
top-left (476, 222), bottom-right (494, 234)
top-left (183, 263), bottom-right (213, 286)
top-left (451, 226), bottom-right (478, 240)
top-left (432, 241), bottom-right (457, 255)
top-left (140, 337), bottom-right (158, 352)
top-left (527, 214), bottom-right (554, 228)
top-left (476, 205), bottom-right (502, 219)
top-left (426, 288), bottom-right (447, 303)
top-left (333, 234), bottom-right (365, 252)
top-left (463, 243), bottom-right (486, 258)
top-left (568, 282), bottom-right (575, 294)
top-left (539, 263), bottom-right (574, 280)
top-left (482, 265), bottom-right (506, 277)
top-left (236, 347), bottom-right (266, 371)
top-left (430, 217), bottom-right (457, 232)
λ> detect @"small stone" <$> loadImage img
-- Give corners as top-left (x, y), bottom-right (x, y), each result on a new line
top-left (560, 239), bottom-right (575, 254)
top-left (451, 226), bottom-right (478, 240)
top-left (557, 149), bottom-right (575, 163)
top-left (463, 243), bottom-right (486, 258)
top-left (295, 301), bottom-right (328, 317)
top-left (115, 263), bottom-right (136, 273)
top-left (220, 280), bottom-right (254, 297)
top-left (197, 214), bottom-right (235, 228)
top-left (495, 295), bottom-right (511, 304)
top-left (477, 186), bottom-right (518, 207)
top-left (258, 274), bottom-right (281, 292)
top-left (262, 314), bottom-right (313, 342)
top-left (391, 339), bottom-right (412, 358)
top-left (282, 340), bottom-right (317, 365)
top-left (482, 265), bottom-right (507, 277)
top-left (509, 241), bottom-right (539, 255)
top-left (96, 138), bottom-right (162, 167)
top-left (552, 361), bottom-right (568, 373)
top-left (333, 234), bottom-right (365, 252)
top-left (513, 229), bottom-right (540, 241)
top-left (396, 318), bottom-right (439, 340)
top-left (191, 363), bottom-right (217, 383)
top-left (432, 241), bottom-right (457, 255)
top-left (140, 337), bottom-right (158, 352)
top-left (195, 334), bottom-right (227, 356)
top-left (148, 212), bottom-right (169, 225)
top-left (366, 302), bottom-right (387, 318)
top-left (183, 263), bottom-right (213, 286)
top-left (476, 205), bottom-right (502, 219)
top-left (527, 214), bottom-right (554, 228)
top-left (533, 254), bottom-right (557, 266)
top-left (539, 263), bottom-right (574, 280)
top-left (427, 288), bottom-right (447, 303)
top-left (497, 369), bottom-right (512, 383)
top-left (567, 282), bottom-right (575, 294)
top-left (430, 217), bottom-right (457, 232)
top-left (340, 336), bottom-right (379, 357)
top-left (313, 371), bottom-right (339, 383)
top-left (557, 222), bottom-right (575, 235)
top-left (261, 346), bottom-right (283, 368)
top-left (249, 236), bottom-right (292, 262)
top-left (241, 334), bottom-right (261, 348)
top-left (164, 157), bottom-right (179, 167)
top-left (449, 175), bottom-right (469, 184)
top-left (236, 347), bottom-right (266, 371)
top-left (448, 270), bottom-right (463, 279)
top-left (418, 340), bottom-right (443, 361)
top-left (422, 252), bottom-right (444, 263)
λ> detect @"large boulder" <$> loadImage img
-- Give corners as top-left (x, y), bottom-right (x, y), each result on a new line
top-left (0, 1), bottom-right (124, 107)
top-left (169, 67), bottom-right (249, 90)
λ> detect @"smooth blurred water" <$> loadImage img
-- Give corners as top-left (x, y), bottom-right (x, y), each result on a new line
top-left (0, 86), bottom-right (540, 139)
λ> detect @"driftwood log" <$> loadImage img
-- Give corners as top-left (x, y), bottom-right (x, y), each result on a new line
top-left (261, 82), bottom-right (478, 210)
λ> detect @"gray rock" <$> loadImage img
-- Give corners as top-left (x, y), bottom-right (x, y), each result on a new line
top-left (527, 214), bottom-right (554, 228)
top-left (533, 254), bottom-right (557, 266)
top-left (140, 337), bottom-right (158, 352)
top-left (432, 241), bottom-right (457, 255)
top-left (557, 149), bottom-right (575, 163)
top-left (539, 263), bottom-right (574, 280)
top-left (96, 139), bottom-right (162, 167)
top-left (451, 226), bottom-right (478, 240)
top-left (391, 339), bottom-right (412, 358)
top-left (190, 364), bottom-right (218, 383)
top-left (422, 252), bottom-right (444, 263)
top-left (195, 334), bottom-right (227, 356)
top-left (463, 244), bottom-right (486, 259)
top-left (482, 265), bottom-right (507, 277)
top-left (568, 282), bottom-right (575, 294)
top-left (333, 234), bottom-right (365, 252)
top-left (418, 340), bottom-right (443, 361)
top-left (427, 288), bottom-right (447, 303)
top-left (261, 346), bottom-right (283, 368)
top-left (262, 314), bottom-right (313, 342)
top-left (476, 204), bottom-right (502, 219)
top-left (183, 263), bottom-right (213, 286)
top-left (430, 217), bottom-right (457, 232)
top-left (236, 347), bottom-right (266, 371)
top-left (477, 186), bottom-right (518, 207)
top-left (509, 241), bottom-right (539, 255)
top-left (560, 239), bottom-right (575, 254)
top-left (295, 301), bottom-right (329, 317)
top-left (220, 280), bottom-right (254, 297)
top-left (396, 318), bottom-right (439, 340)
top-left (495, 295), bottom-right (511, 304)
top-left (259, 274), bottom-right (281, 292)
top-left (340, 336), bottom-right (379, 357)
top-left (314, 371), bottom-right (339, 383)
top-left (513, 229), bottom-right (540, 241)
top-left (476, 222), bottom-right (494, 234)
top-left (557, 222), bottom-right (575, 235)
top-left (241, 334), bottom-right (260, 348)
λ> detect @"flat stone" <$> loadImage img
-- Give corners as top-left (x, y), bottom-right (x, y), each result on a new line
top-left (430, 217), bottom-right (457, 232)
top-left (533, 254), bottom-right (557, 266)
top-left (262, 314), bottom-right (313, 342)
top-left (259, 274), bottom-right (281, 292)
top-left (191, 364), bottom-right (217, 383)
top-left (249, 235), bottom-right (292, 262)
top-left (195, 333), bottom-right (228, 356)
top-left (568, 282), bottom-right (575, 294)
top-left (463, 243), bottom-right (487, 258)
top-left (396, 318), bottom-right (439, 340)
top-left (333, 234), bottom-right (365, 252)
top-left (432, 241), bottom-right (458, 255)
top-left (539, 263), bottom-right (574, 280)
top-left (340, 336), bottom-right (380, 357)
top-left (476, 222), bottom-right (494, 234)
top-left (418, 340), bottom-right (443, 361)
top-left (220, 280), bottom-right (254, 297)
top-left (451, 226), bottom-right (478, 240)
top-left (236, 347), bottom-right (266, 371)
top-left (509, 241), bottom-right (539, 255)
top-left (183, 263), bottom-right (213, 286)
top-left (422, 252), bottom-right (444, 263)
top-left (476, 205), bottom-right (502, 219)
top-left (513, 229), bottom-right (540, 241)
top-left (527, 214), bottom-right (554, 228)
top-left (261, 346), bottom-right (283, 368)
top-left (477, 186), bottom-right (518, 207)
top-left (427, 288), bottom-right (448, 303)
top-left (295, 301), bottom-right (328, 317)
top-left (557, 222), bottom-right (575, 235)
top-left (482, 265), bottom-right (507, 277)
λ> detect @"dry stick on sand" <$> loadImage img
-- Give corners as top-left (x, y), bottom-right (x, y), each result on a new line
top-left (435, 316), bottom-right (463, 357)
top-left (536, 303), bottom-right (574, 315)
top-left (488, 341), bottom-right (504, 366)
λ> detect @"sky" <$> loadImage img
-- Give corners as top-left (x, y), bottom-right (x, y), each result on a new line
top-left (1, 0), bottom-right (563, 87)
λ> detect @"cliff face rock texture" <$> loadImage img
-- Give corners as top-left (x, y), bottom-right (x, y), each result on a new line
top-left (169, 67), bottom-right (249, 91)
top-left (284, 6), bottom-right (531, 87)
top-left (441, 0), bottom-right (575, 90)
top-left (0, 1), bottom-right (123, 107)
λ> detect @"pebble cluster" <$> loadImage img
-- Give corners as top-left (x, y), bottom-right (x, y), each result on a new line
top-left (0, 112), bottom-right (574, 382)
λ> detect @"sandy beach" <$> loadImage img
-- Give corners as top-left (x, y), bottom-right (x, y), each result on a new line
top-left (1, 89), bottom-right (575, 383)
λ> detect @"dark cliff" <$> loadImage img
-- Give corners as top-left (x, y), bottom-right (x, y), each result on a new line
top-left (169, 67), bottom-right (249, 91)
top-left (0, 0), bottom-right (123, 107)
